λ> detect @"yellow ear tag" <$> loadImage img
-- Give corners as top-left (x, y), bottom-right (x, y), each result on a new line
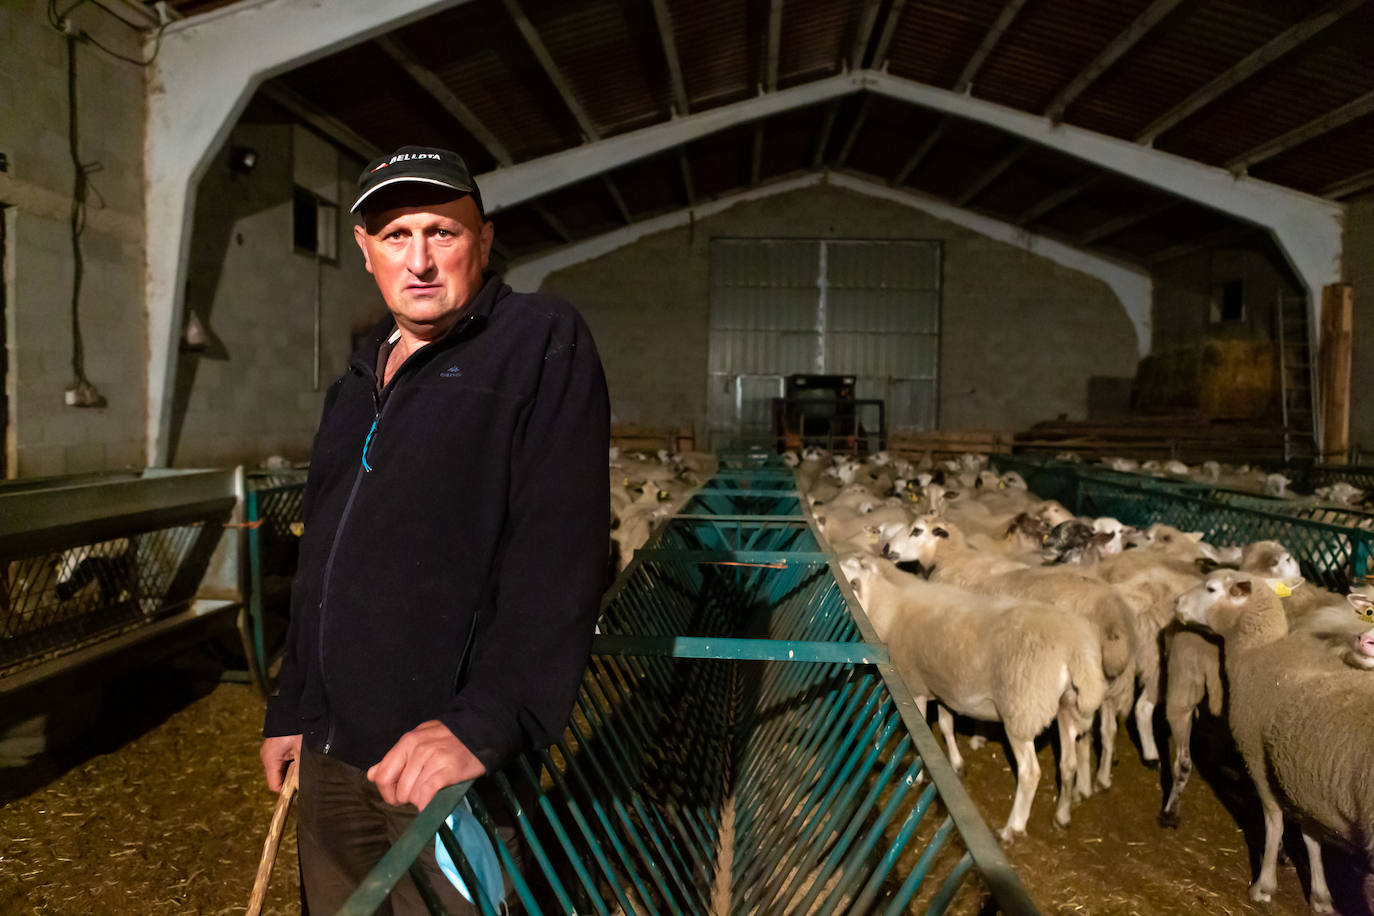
top-left (1358, 607), bottom-right (1374, 623)
top-left (289, 522), bottom-right (305, 537)
top-left (866, 529), bottom-right (880, 544)
top-left (1271, 581), bottom-right (1292, 598)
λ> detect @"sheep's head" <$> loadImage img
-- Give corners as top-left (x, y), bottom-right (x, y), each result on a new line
top-left (1042, 520), bottom-right (1112, 566)
top-left (1091, 517), bottom-right (1128, 555)
top-left (1175, 570), bottom-right (1302, 631)
top-left (1145, 523), bottom-right (1206, 550)
top-left (1239, 540), bottom-right (1300, 579)
top-left (882, 515), bottom-right (952, 567)
top-left (841, 554), bottom-right (876, 604)
top-left (1037, 501), bottom-right (1076, 528)
top-left (1350, 590), bottom-right (1374, 625)
top-left (1000, 471), bottom-right (1028, 490)
top-left (1004, 512), bottom-right (1049, 551)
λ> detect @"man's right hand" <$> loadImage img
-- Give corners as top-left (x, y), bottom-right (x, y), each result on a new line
top-left (260, 734), bottom-right (302, 792)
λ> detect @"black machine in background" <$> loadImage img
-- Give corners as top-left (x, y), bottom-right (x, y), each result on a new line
top-left (772, 374), bottom-right (886, 455)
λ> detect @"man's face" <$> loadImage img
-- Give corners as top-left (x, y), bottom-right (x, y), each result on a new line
top-left (353, 190), bottom-right (494, 338)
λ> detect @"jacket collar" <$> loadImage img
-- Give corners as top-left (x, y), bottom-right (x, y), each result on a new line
top-left (349, 272), bottom-right (507, 377)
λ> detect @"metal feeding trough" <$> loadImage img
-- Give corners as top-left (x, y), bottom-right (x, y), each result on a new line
top-left (340, 450), bottom-right (1037, 915)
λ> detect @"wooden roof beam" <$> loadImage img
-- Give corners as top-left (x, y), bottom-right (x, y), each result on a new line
top-left (811, 100), bottom-right (840, 169)
top-left (1320, 166), bottom-right (1374, 200)
top-left (954, 0), bottom-right (1030, 94)
top-left (259, 82), bottom-right (381, 162)
top-left (679, 152), bottom-right (695, 206)
top-left (1146, 226), bottom-right (1261, 266)
top-left (1135, 0), bottom-right (1367, 145)
top-left (848, 0), bottom-right (883, 69)
top-left (1044, 0), bottom-right (1186, 123)
top-left (376, 33), bottom-right (513, 166)
top-left (1014, 173), bottom-right (1104, 225)
top-left (1077, 199), bottom-right (1177, 245)
top-left (870, 0), bottom-right (909, 67)
top-left (835, 96), bottom-right (874, 166)
top-left (601, 175), bottom-right (632, 224)
top-left (751, 125), bottom-right (765, 187)
top-left (954, 144), bottom-right (1028, 207)
top-left (766, 0), bottom-right (783, 92)
top-left (649, 0), bottom-right (689, 116)
top-left (501, 0), bottom-right (601, 141)
top-left (894, 119), bottom-right (947, 185)
top-left (1227, 90), bottom-right (1374, 174)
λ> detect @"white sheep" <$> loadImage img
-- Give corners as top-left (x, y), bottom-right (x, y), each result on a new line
top-left (884, 516), bottom-right (1137, 793)
top-left (1176, 570), bottom-right (1374, 913)
top-left (843, 554), bottom-right (1105, 842)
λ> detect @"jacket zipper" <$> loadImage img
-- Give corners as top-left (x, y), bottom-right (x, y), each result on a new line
top-left (316, 386), bottom-right (386, 755)
top-left (315, 315), bottom-right (476, 754)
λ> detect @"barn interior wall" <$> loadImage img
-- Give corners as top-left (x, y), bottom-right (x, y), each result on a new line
top-left (168, 99), bottom-right (384, 468)
top-left (2, 1), bottom-right (147, 477)
top-left (1345, 190), bottom-right (1374, 457)
top-left (534, 184), bottom-right (1139, 441)
top-left (1150, 245), bottom-right (1300, 354)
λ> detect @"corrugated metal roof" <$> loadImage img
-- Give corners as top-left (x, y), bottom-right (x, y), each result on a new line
top-left (971, 0), bottom-right (1158, 114)
top-left (156, 0), bottom-right (1373, 264)
top-left (521, 0), bottom-right (673, 135)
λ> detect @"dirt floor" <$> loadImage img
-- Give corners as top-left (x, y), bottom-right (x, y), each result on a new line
top-left (947, 714), bottom-right (1369, 916)
top-left (0, 655), bottom-right (1365, 915)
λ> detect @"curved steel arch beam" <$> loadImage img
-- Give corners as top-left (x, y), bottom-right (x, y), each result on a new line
top-left (505, 171), bottom-right (1154, 357)
top-left (144, 0), bottom-right (470, 465)
top-left (149, 15), bottom-right (1344, 461)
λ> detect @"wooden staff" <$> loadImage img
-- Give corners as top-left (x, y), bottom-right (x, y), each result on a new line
top-left (247, 757), bottom-right (299, 916)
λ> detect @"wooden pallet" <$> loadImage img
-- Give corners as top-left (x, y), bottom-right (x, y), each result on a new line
top-left (887, 429), bottom-right (1014, 459)
top-left (611, 423), bottom-right (695, 455)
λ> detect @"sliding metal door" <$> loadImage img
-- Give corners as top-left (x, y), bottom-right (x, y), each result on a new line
top-left (708, 238), bottom-right (941, 448)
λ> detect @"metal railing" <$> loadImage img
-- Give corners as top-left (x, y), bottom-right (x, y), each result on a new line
top-left (242, 470), bottom-right (308, 693)
top-left (992, 454), bottom-right (1373, 591)
top-left (341, 451), bottom-right (1038, 915)
top-left (0, 470), bottom-right (241, 705)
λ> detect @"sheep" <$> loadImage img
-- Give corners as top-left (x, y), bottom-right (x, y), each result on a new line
top-left (1289, 587), bottom-right (1374, 671)
top-left (843, 554), bottom-right (1105, 842)
top-left (1160, 546), bottom-right (1371, 830)
top-left (884, 516), bottom-right (1137, 792)
top-left (1175, 569), bottom-right (1374, 913)
top-left (1157, 539), bottom-right (1301, 827)
top-left (1315, 482), bottom-right (1366, 506)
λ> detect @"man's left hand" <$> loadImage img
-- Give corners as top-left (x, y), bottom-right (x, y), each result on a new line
top-left (367, 720), bottom-right (487, 810)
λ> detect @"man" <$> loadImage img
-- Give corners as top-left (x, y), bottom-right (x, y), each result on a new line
top-left (260, 146), bottom-right (609, 913)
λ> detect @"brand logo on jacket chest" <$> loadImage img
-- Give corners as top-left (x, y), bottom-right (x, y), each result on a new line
top-left (440, 366), bottom-right (463, 378)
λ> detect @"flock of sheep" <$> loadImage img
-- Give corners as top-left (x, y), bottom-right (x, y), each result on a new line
top-left (600, 444), bottom-right (1373, 911)
top-left (793, 448), bottom-right (1372, 914)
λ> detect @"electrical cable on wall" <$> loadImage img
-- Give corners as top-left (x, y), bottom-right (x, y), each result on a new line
top-left (45, 0), bottom-right (168, 407)
top-left (60, 33), bottom-right (105, 407)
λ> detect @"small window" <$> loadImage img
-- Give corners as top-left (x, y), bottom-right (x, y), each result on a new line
top-left (293, 186), bottom-right (338, 262)
top-left (1209, 279), bottom-right (1244, 323)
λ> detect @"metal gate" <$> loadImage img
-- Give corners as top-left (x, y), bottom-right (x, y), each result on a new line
top-left (707, 240), bottom-right (941, 449)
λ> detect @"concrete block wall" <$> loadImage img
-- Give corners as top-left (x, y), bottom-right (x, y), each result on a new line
top-left (2, 0), bottom-right (147, 476)
top-left (1345, 191), bottom-right (1373, 456)
top-left (1151, 241), bottom-right (1300, 353)
top-left (168, 98), bottom-right (385, 468)
top-left (534, 184), bottom-right (1139, 441)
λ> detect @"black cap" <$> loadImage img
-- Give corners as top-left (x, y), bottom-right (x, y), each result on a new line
top-left (351, 145), bottom-right (484, 217)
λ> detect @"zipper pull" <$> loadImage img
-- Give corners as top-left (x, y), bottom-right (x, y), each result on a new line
top-left (361, 415), bottom-right (379, 472)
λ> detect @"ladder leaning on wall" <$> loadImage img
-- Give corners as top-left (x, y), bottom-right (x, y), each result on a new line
top-left (1275, 291), bottom-right (1320, 462)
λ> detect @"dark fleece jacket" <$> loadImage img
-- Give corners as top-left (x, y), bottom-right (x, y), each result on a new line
top-left (264, 274), bottom-right (609, 774)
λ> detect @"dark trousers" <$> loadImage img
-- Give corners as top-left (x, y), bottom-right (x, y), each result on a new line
top-left (297, 745), bottom-right (483, 915)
